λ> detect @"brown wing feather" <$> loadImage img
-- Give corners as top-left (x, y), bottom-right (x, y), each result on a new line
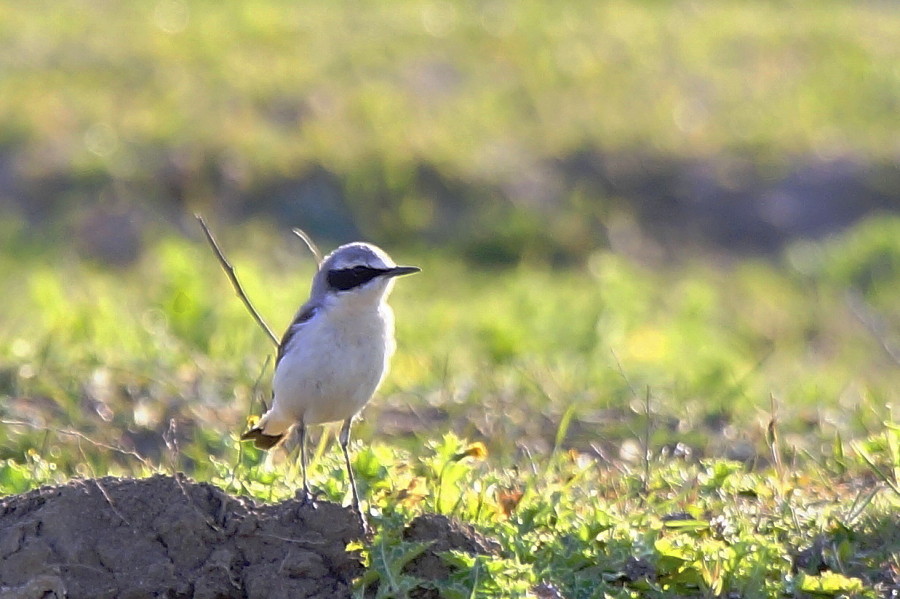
top-left (241, 305), bottom-right (316, 449)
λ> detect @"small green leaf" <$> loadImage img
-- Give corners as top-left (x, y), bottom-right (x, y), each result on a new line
top-left (797, 571), bottom-right (866, 596)
top-left (662, 519), bottom-right (709, 532)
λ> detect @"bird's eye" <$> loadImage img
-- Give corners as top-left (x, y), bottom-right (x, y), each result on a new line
top-left (327, 266), bottom-right (384, 291)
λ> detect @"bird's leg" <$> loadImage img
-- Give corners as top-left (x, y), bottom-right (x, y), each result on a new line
top-left (339, 417), bottom-right (371, 536)
top-left (297, 422), bottom-right (316, 507)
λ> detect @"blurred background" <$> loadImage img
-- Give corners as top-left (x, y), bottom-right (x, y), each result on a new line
top-left (3, 0), bottom-right (899, 260)
top-left (1, 0), bottom-right (898, 478)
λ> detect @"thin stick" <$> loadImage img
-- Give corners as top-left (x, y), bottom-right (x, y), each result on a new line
top-left (1, 419), bottom-right (152, 469)
top-left (195, 214), bottom-right (279, 347)
top-left (93, 478), bottom-right (132, 526)
top-left (610, 349), bottom-right (638, 399)
top-left (641, 386), bottom-right (652, 498)
top-left (768, 393), bottom-right (784, 479)
top-left (292, 228), bottom-right (323, 265)
top-left (846, 290), bottom-right (900, 366)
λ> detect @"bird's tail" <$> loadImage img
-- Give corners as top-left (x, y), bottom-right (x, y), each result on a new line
top-left (240, 427), bottom-right (285, 450)
top-left (240, 404), bottom-right (292, 450)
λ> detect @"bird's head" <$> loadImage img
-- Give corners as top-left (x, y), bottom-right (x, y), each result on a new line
top-left (311, 242), bottom-right (419, 307)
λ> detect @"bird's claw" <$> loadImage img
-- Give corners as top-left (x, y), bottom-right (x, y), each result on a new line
top-left (295, 487), bottom-right (322, 509)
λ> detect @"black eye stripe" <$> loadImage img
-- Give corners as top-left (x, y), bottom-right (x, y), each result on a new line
top-left (327, 266), bottom-right (387, 291)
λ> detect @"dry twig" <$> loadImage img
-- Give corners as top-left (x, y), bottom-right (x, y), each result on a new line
top-left (846, 290), bottom-right (900, 366)
top-left (195, 214), bottom-right (279, 346)
top-left (292, 227), bottom-right (323, 265)
top-left (92, 478), bottom-right (132, 526)
top-left (1, 419), bottom-right (152, 470)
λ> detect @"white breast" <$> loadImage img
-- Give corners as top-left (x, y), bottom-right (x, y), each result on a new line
top-left (270, 302), bottom-right (395, 426)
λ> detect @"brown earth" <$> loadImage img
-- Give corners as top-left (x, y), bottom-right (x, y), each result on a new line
top-left (402, 513), bottom-right (500, 582)
top-left (396, 513), bottom-right (502, 599)
top-left (0, 475), bottom-right (502, 599)
top-left (0, 474), bottom-right (364, 599)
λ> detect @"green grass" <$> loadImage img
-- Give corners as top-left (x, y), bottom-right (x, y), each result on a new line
top-left (4, 217), bottom-right (898, 466)
top-left (1, 216), bottom-right (899, 596)
top-left (3, 428), bottom-right (899, 597)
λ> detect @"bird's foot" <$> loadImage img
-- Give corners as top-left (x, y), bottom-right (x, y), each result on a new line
top-left (295, 487), bottom-right (322, 509)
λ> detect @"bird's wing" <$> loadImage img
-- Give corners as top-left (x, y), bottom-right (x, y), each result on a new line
top-left (275, 303), bottom-right (318, 367)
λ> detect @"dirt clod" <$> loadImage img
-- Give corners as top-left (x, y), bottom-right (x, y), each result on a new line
top-left (402, 513), bottom-right (500, 582)
top-left (0, 474), bottom-right (364, 599)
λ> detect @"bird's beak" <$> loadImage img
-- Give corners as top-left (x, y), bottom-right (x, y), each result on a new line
top-left (384, 265), bottom-right (421, 278)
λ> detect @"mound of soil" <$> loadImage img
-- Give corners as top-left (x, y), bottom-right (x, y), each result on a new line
top-left (0, 474), bottom-right (364, 599)
top-left (402, 513), bottom-right (500, 581)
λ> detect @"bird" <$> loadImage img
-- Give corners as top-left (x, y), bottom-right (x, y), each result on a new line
top-left (241, 241), bottom-right (419, 532)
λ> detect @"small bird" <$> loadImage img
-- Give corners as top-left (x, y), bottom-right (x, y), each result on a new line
top-left (241, 242), bottom-right (419, 531)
